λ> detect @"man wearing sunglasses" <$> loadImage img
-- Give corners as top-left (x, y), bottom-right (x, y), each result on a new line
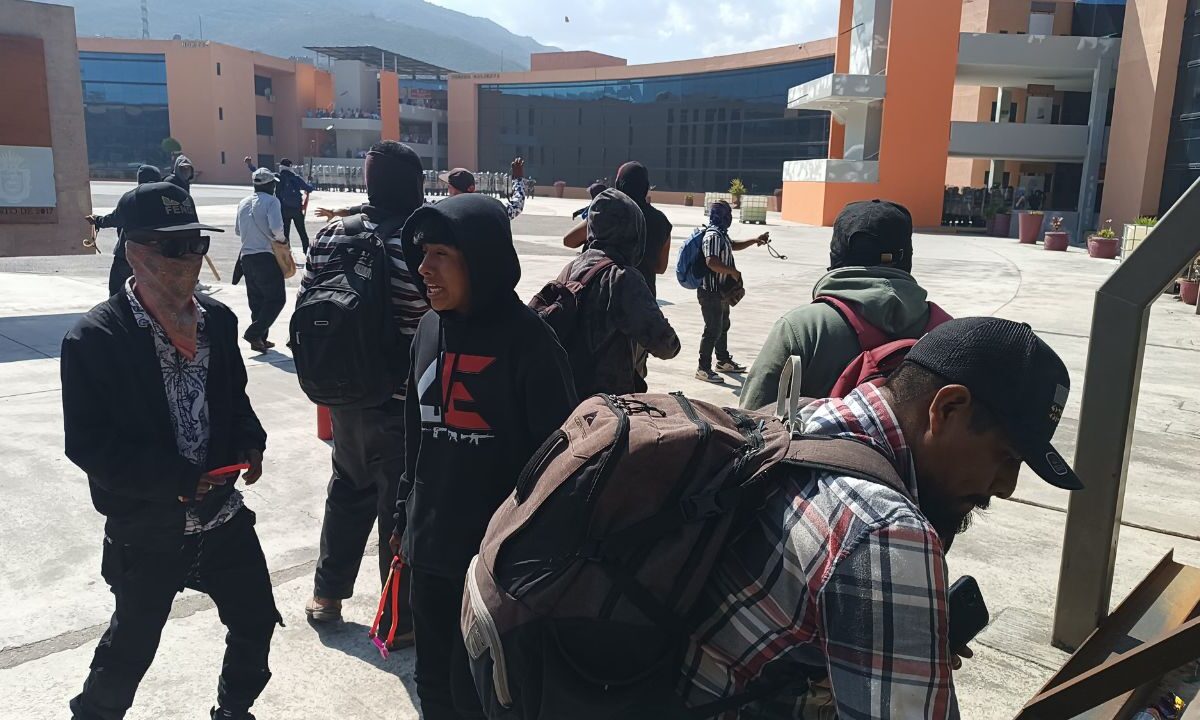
top-left (62, 182), bottom-right (279, 720)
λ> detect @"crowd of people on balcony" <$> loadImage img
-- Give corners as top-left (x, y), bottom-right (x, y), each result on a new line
top-left (306, 107), bottom-right (382, 120)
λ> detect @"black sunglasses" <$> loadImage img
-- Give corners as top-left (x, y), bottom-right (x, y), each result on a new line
top-left (127, 233), bottom-right (210, 258)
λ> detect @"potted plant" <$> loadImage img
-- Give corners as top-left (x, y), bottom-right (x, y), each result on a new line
top-left (1043, 216), bottom-right (1069, 251)
top-left (1122, 216), bottom-right (1156, 258)
top-left (1087, 219), bottom-right (1120, 259)
top-left (553, 180), bottom-right (566, 198)
top-left (684, 194), bottom-right (694, 207)
top-left (1181, 258), bottom-right (1200, 306)
top-left (729, 178), bottom-right (746, 209)
top-left (1018, 210), bottom-right (1043, 244)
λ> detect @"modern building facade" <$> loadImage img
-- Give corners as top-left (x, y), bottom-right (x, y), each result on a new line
top-left (449, 43), bottom-right (836, 202)
top-left (76, 37), bottom-right (333, 185)
top-left (1, 0), bottom-right (91, 257)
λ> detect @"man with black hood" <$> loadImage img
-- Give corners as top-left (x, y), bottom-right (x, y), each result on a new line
top-left (88, 164), bottom-right (162, 296)
top-left (395, 193), bottom-right (578, 719)
top-left (739, 199), bottom-right (948, 410)
top-left (165, 155), bottom-right (195, 192)
top-left (301, 141), bottom-right (428, 648)
top-left (552, 187), bottom-right (680, 397)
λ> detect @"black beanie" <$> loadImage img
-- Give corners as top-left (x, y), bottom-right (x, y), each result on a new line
top-left (364, 142), bottom-right (425, 218)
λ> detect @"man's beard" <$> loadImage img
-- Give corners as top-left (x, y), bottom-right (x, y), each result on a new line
top-left (920, 491), bottom-right (989, 552)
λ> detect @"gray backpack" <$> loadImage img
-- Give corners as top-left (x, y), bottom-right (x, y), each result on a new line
top-left (461, 392), bottom-right (906, 719)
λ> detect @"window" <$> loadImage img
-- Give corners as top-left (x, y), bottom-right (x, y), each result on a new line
top-left (221, 151), bottom-right (226, 164)
top-left (78, 51), bottom-right (171, 177)
top-left (216, 62), bottom-right (221, 76)
top-left (218, 106), bottom-right (223, 120)
top-left (257, 154), bottom-right (274, 169)
top-left (254, 75), bottom-right (273, 97)
top-left (256, 114), bottom-right (274, 136)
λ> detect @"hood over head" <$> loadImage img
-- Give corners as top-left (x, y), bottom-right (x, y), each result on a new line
top-left (614, 161), bottom-right (650, 205)
top-left (586, 188), bottom-right (645, 267)
top-left (136, 164), bottom-right (161, 184)
top-left (812, 266), bottom-right (931, 337)
top-left (401, 193), bottom-right (521, 318)
top-left (364, 142), bottom-right (425, 221)
top-left (172, 155), bottom-right (193, 175)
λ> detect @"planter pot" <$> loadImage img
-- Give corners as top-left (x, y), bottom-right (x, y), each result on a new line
top-left (1182, 280), bottom-right (1200, 306)
top-left (1043, 231), bottom-right (1070, 251)
top-left (732, 196), bottom-right (742, 209)
top-left (684, 196), bottom-right (694, 207)
top-left (773, 188), bottom-right (783, 212)
top-left (1018, 213), bottom-right (1043, 244)
top-left (553, 180), bottom-right (566, 198)
top-left (1087, 236), bottom-right (1120, 259)
top-left (985, 216), bottom-right (997, 235)
top-left (991, 212), bottom-right (1012, 237)
top-left (1122, 223), bottom-right (1154, 258)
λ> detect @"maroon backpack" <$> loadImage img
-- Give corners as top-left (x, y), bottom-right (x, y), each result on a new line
top-left (461, 392), bottom-right (907, 719)
top-left (817, 296), bottom-right (952, 398)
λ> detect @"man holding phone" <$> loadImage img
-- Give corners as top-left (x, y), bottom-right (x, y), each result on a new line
top-left (61, 182), bottom-right (278, 720)
top-left (681, 318), bottom-right (1083, 718)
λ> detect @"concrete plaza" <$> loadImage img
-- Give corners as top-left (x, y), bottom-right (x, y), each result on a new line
top-left (1, 183), bottom-right (1198, 719)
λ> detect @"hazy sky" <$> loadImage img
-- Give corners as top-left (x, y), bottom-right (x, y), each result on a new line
top-left (428, 0), bottom-right (840, 66)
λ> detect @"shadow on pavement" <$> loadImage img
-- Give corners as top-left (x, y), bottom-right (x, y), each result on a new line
top-left (310, 618), bottom-right (419, 699)
top-left (0, 312), bottom-right (83, 362)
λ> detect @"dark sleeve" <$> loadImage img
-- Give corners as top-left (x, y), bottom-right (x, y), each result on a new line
top-left (395, 339), bottom-right (422, 533)
top-left (94, 209), bottom-right (120, 229)
top-left (613, 270), bottom-right (680, 360)
top-left (301, 176), bottom-right (315, 193)
top-left (60, 329), bottom-right (203, 501)
top-left (523, 321), bottom-right (579, 447)
top-left (221, 308), bottom-right (266, 451)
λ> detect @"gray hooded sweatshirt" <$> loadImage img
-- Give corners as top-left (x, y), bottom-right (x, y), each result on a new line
top-left (740, 266), bottom-right (935, 411)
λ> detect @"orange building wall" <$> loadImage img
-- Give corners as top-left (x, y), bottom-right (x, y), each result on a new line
top-left (1102, 0), bottom-right (1187, 228)
top-left (530, 51), bottom-right (627, 71)
top-left (379, 70), bottom-right (400, 142)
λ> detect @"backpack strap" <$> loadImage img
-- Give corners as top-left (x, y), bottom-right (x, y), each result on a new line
top-left (784, 435), bottom-right (909, 498)
top-left (925, 301), bottom-right (952, 332)
top-left (341, 212), bottom-right (368, 238)
top-left (814, 296), bottom-right (889, 351)
top-left (575, 257), bottom-right (616, 286)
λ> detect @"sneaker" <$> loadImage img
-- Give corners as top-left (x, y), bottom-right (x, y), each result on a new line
top-left (210, 708), bottom-right (255, 720)
top-left (695, 368), bottom-right (725, 384)
top-left (387, 629), bottom-right (415, 651)
top-left (262, 339), bottom-right (276, 349)
top-left (247, 338), bottom-right (270, 354)
top-left (716, 359), bottom-right (747, 374)
top-left (305, 595), bottom-right (342, 623)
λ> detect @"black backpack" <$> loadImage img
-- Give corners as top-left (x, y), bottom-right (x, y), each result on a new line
top-left (529, 258), bottom-right (614, 383)
top-left (289, 214), bottom-right (409, 409)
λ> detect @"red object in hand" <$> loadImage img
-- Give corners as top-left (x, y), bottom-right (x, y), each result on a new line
top-left (317, 406), bottom-right (333, 441)
top-left (207, 462), bottom-right (251, 477)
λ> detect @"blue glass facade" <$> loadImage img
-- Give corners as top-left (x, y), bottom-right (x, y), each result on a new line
top-left (1161, 0), bottom-right (1200, 213)
top-left (79, 51), bottom-right (171, 177)
top-left (477, 57), bottom-right (834, 193)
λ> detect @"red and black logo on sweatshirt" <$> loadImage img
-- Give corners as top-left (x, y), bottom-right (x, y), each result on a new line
top-left (416, 352), bottom-right (496, 443)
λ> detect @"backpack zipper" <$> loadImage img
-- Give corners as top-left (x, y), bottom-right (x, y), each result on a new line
top-left (465, 556), bottom-right (514, 707)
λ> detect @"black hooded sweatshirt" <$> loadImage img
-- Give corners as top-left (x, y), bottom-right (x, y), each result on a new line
top-left (559, 188), bottom-right (680, 397)
top-left (397, 193), bottom-right (578, 578)
top-left (165, 154), bottom-right (194, 193)
top-left (615, 161), bottom-right (673, 297)
top-left (95, 165), bottom-right (162, 260)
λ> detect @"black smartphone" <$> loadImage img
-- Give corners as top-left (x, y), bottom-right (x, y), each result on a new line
top-left (948, 575), bottom-right (989, 650)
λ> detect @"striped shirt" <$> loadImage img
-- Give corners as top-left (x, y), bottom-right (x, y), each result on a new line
top-left (300, 215), bottom-right (429, 399)
top-left (701, 226), bottom-right (734, 292)
top-left (680, 383), bottom-right (958, 719)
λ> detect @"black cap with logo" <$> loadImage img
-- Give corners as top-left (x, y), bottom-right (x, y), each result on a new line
top-left (115, 182), bottom-right (223, 233)
top-left (904, 317), bottom-right (1083, 490)
top-left (439, 168), bottom-right (476, 193)
top-left (830, 199), bottom-right (913, 272)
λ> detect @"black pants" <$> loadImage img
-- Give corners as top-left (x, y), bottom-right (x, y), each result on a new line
top-left (281, 206), bottom-right (310, 253)
top-left (108, 253), bottom-right (133, 297)
top-left (70, 510), bottom-right (278, 720)
top-left (697, 289), bottom-right (732, 370)
top-left (313, 398), bottom-right (412, 633)
top-left (411, 569), bottom-right (484, 720)
top-left (240, 252), bottom-right (285, 343)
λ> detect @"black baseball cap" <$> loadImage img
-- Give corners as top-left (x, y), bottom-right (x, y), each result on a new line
top-left (904, 317), bottom-right (1082, 490)
top-left (439, 168), bottom-right (475, 192)
top-left (115, 182), bottom-right (223, 233)
top-left (830, 199), bottom-right (913, 272)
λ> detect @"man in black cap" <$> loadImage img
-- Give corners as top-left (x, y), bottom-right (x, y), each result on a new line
top-left (88, 164), bottom-right (162, 296)
top-left (62, 182), bottom-right (277, 720)
top-left (741, 198), bottom-right (947, 409)
top-left (684, 317), bottom-right (1082, 718)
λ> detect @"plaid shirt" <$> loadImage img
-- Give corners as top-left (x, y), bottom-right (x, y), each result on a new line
top-left (680, 383), bottom-right (958, 719)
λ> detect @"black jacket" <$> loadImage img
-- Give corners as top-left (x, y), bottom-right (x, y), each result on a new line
top-left (61, 293), bottom-right (267, 544)
top-left (397, 194), bottom-right (578, 577)
top-left (565, 189), bottom-right (679, 397)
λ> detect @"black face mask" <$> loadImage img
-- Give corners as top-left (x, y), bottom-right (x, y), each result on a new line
top-left (127, 234), bottom-right (210, 258)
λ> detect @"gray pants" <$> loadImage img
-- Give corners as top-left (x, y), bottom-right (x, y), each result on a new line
top-left (240, 252), bottom-right (284, 343)
top-left (697, 289), bottom-right (731, 370)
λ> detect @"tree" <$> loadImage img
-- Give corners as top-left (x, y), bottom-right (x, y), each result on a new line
top-left (160, 137), bottom-right (182, 156)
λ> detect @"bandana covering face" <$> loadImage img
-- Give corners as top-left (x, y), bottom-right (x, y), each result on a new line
top-left (126, 241), bottom-right (203, 358)
top-left (709, 201), bottom-right (733, 230)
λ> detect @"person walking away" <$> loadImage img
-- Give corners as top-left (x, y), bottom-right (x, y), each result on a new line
top-left (276, 158), bottom-right (315, 252)
top-left (302, 141), bottom-right (429, 649)
top-left (165, 155), bottom-right (195, 193)
top-left (548, 187), bottom-right (679, 397)
top-left (396, 193), bottom-right (578, 719)
top-left (234, 168), bottom-right (287, 354)
top-left (62, 181), bottom-right (277, 720)
top-left (740, 199), bottom-right (949, 409)
top-left (681, 318), bottom-right (1083, 718)
top-left (695, 200), bottom-right (769, 384)
top-left (88, 164), bottom-right (161, 296)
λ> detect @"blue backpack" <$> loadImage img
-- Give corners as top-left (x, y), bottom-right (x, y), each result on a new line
top-left (675, 225), bottom-right (710, 290)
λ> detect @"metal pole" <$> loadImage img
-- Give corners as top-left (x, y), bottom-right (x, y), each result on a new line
top-left (1052, 177), bottom-right (1200, 650)
top-left (1076, 56), bottom-right (1114, 243)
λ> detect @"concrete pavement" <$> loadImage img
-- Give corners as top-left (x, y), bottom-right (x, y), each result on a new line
top-left (1, 184), bottom-right (1198, 718)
